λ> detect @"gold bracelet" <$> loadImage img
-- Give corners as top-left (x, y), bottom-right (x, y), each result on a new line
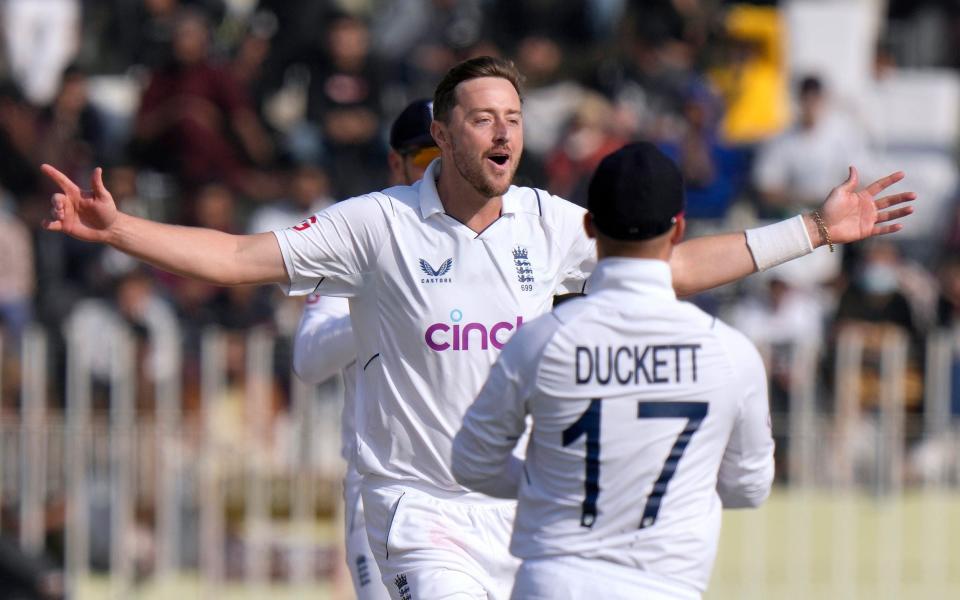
top-left (812, 210), bottom-right (834, 253)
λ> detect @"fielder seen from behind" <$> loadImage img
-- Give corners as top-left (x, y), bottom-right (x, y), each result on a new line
top-left (453, 143), bottom-right (776, 600)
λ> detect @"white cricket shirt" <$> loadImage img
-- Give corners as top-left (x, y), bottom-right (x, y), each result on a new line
top-left (452, 258), bottom-right (774, 593)
top-left (293, 294), bottom-right (357, 462)
top-left (274, 159), bottom-right (595, 493)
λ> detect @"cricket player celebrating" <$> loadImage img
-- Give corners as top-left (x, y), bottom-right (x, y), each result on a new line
top-left (453, 142), bottom-right (774, 600)
top-left (43, 56), bottom-right (914, 599)
top-left (293, 99), bottom-right (438, 600)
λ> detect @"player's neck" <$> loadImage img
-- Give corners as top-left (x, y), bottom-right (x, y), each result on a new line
top-left (436, 164), bottom-right (504, 234)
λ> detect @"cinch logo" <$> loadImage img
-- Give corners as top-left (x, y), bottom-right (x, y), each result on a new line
top-left (425, 309), bottom-right (524, 351)
top-left (419, 258), bottom-right (453, 283)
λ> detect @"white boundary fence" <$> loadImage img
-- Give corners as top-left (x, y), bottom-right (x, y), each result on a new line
top-left (1, 323), bottom-right (345, 597)
top-left (0, 322), bottom-right (958, 597)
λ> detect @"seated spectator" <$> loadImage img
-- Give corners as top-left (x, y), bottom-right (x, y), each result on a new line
top-left (36, 65), bottom-right (108, 177)
top-left (65, 268), bottom-right (180, 400)
top-left (307, 12), bottom-right (388, 198)
top-left (936, 256), bottom-right (960, 330)
top-left (710, 3), bottom-right (790, 145)
top-left (2, 0), bottom-right (80, 106)
top-left (933, 257), bottom-right (960, 418)
top-left (544, 93), bottom-right (629, 206)
top-left (833, 240), bottom-right (924, 410)
top-left (133, 8), bottom-right (274, 195)
top-left (513, 34), bottom-right (586, 186)
top-left (247, 164), bottom-right (334, 234)
top-left (754, 76), bottom-right (872, 216)
top-left (0, 83), bottom-right (41, 197)
top-left (0, 200), bottom-right (34, 343)
top-left (658, 83), bottom-right (749, 220)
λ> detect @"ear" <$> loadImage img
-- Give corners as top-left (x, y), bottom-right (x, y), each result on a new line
top-left (430, 120), bottom-right (448, 151)
top-left (583, 212), bottom-right (597, 239)
top-left (669, 214), bottom-right (686, 245)
top-left (387, 150), bottom-right (404, 182)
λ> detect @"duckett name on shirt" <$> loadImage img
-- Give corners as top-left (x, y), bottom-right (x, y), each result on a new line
top-left (424, 309), bottom-right (524, 351)
top-left (575, 344), bottom-right (701, 385)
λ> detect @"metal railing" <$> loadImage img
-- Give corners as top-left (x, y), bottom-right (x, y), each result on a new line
top-left (2, 323), bottom-right (346, 598)
top-left (0, 321), bottom-right (958, 598)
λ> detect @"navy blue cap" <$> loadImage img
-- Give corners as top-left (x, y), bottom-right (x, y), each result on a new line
top-left (587, 142), bottom-right (685, 241)
top-left (389, 99), bottom-right (436, 152)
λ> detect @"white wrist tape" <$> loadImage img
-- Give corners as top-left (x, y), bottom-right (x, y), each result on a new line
top-left (745, 214), bottom-right (814, 272)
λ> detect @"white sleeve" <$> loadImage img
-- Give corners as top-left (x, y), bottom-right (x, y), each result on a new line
top-left (545, 192), bottom-right (596, 295)
top-left (272, 194), bottom-right (390, 296)
top-left (716, 328), bottom-right (775, 508)
top-left (292, 294), bottom-right (356, 384)
top-left (452, 356), bottom-right (527, 498)
top-left (452, 316), bottom-right (558, 498)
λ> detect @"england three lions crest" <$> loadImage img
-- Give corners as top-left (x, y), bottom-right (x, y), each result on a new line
top-left (513, 246), bottom-right (534, 291)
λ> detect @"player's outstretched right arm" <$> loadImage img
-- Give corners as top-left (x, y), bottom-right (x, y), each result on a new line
top-left (42, 164), bottom-right (287, 286)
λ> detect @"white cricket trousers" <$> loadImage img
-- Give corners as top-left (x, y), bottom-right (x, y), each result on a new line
top-left (511, 555), bottom-right (703, 600)
top-left (345, 469), bottom-right (391, 600)
top-left (362, 476), bottom-right (520, 600)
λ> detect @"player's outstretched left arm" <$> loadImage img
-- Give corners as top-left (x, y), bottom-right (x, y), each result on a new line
top-left (42, 164), bottom-right (287, 286)
top-left (669, 167), bottom-right (916, 296)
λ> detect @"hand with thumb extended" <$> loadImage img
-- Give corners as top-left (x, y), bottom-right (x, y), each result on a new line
top-left (42, 165), bottom-right (120, 244)
top-left (818, 166), bottom-right (915, 245)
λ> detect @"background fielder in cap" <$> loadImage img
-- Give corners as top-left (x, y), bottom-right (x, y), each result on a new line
top-left (293, 98), bottom-right (438, 600)
top-left (452, 142), bottom-right (774, 600)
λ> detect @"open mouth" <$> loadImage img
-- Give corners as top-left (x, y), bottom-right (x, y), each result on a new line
top-left (487, 154), bottom-right (509, 166)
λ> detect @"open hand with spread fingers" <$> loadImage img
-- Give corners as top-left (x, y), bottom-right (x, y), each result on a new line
top-left (816, 166), bottom-right (916, 247)
top-left (41, 164), bottom-right (120, 244)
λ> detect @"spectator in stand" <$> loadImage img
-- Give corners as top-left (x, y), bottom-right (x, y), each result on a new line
top-left (488, 0), bottom-right (596, 53)
top-left (0, 200), bottom-right (34, 343)
top-left (936, 256), bottom-right (960, 330)
top-left (754, 76), bottom-right (873, 217)
top-left (835, 241), bottom-right (916, 335)
top-left (370, 0), bottom-right (485, 101)
top-left (307, 12), bottom-right (388, 198)
top-left (1, 0), bottom-right (80, 106)
top-left (934, 256), bottom-right (960, 417)
top-left (658, 83), bottom-right (749, 220)
top-left (544, 92), bottom-right (630, 206)
top-left (730, 275), bottom-right (826, 479)
top-left (594, 0), bottom-right (701, 144)
top-left (133, 8), bottom-right (274, 195)
top-left (833, 240), bottom-right (924, 411)
top-left (513, 34), bottom-right (586, 186)
top-left (36, 65), bottom-right (108, 177)
top-left (65, 268), bottom-right (180, 402)
top-left (228, 12), bottom-right (278, 120)
top-left (709, 3), bottom-right (789, 146)
top-left (0, 83), bottom-right (41, 198)
top-left (247, 165), bottom-right (334, 234)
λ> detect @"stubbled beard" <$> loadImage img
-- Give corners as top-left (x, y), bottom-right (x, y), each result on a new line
top-left (450, 138), bottom-right (514, 198)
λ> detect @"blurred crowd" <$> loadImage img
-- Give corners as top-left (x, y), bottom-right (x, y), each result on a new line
top-left (0, 0), bottom-right (958, 469)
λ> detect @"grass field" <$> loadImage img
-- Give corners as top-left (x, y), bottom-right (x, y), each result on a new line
top-left (77, 489), bottom-right (960, 599)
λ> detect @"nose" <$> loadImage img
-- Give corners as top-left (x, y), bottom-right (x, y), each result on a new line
top-left (493, 118), bottom-right (509, 144)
